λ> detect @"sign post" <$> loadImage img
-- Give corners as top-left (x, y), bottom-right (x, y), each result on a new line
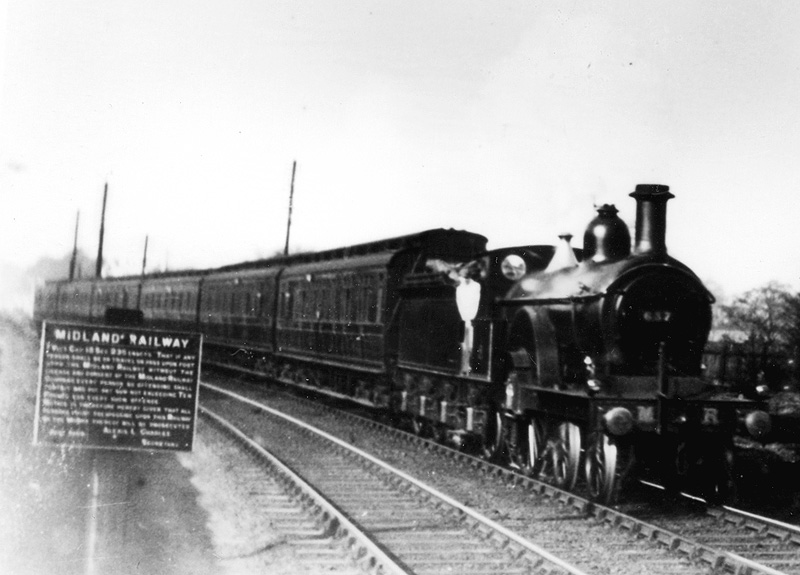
top-left (35, 322), bottom-right (202, 451)
top-left (34, 321), bottom-right (203, 573)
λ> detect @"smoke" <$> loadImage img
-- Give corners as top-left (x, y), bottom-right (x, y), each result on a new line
top-left (0, 251), bottom-right (96, 316)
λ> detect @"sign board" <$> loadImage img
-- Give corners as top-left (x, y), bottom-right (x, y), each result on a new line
top-left (34, 321), bottom-right (202, 452)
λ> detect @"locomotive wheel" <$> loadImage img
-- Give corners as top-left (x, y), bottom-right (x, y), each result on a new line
top-left (585, 433), bottom-right (618, 504)
top-left (549, 422), bottom-right (582, 490)
top-left (481, 410), bottom-right (506, 462)
top-left (509, 418), bottom-right (544, 476)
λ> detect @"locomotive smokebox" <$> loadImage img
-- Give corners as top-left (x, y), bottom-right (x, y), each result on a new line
top-left (629, 184), bottom-right (674, 257)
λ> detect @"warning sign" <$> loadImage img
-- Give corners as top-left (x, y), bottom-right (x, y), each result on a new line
top-left (34, 321), bottom-right (202, 452)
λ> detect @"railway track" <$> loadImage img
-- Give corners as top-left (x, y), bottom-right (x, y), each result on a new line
top-left (193, 407), bottom-right (405, 574)
top-left (201, 383), bottom-right (593, 575)
top-left (200, 373), bottom-right (800, 574)
top-left (619, 486), bottom-right (800, 575)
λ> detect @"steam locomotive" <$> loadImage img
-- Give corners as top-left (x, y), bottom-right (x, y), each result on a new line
top-left (34, 184), bottom-right (769, 503)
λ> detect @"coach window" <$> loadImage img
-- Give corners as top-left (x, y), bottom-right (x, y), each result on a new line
top-left (290, 287), bottom-right (300, 321)
top-left (344, 287), bottom-right (352, 323)
top-left (314, 287), bottom-right (323, 320)
top-left (333, 282), bottom-right (342, 321)
top-left (367, 288), bottom-right (378, 323)
top-left (279, 290), bottom-right (290, 322)
top-left (354, 287), bottom-right (365, 323)
top-left (307, 286), bottom-right (315, 320)
top-left (298, 286), bottom-right (307, 320)
top-left (315, 283), bottom-right (324, 320)
top-left (319, 282), bottom-right (327, 320)
top-left (286, 289), bottom-right (294, 321)
top-left (308, 287), bottom-right (318, 320)
top-left (292, 287), bottom-right (301, 320)
top-left (323, 282), bottom-right (332, 320)
top-left (367, 284), bottom-right (383, 324)
top-left (303, 288), bottom-right (313, 320)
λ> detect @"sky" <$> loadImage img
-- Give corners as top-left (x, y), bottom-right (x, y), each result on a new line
top-left (2, 1), bottom-right (800, 302)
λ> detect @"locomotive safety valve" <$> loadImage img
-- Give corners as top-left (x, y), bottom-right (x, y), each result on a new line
top-left (603, 406), bottom-right (634, 436)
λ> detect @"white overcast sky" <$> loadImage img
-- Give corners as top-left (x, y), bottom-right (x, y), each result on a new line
top-left (1, 1), bottom-right (799, 298)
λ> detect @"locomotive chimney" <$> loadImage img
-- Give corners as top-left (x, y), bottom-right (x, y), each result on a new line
top-left (629, 184), bottom-right (674, 257)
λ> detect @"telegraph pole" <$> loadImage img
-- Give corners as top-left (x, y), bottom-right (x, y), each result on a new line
top-left (95, 183), bottom-right (108, 278)
top-left (69, 211), bottom-right (80, 281)
top-left (140, 235), bottom-right (148, 277)
top-left (137, 235), bottom-right (148, 308)
top-left (284, 161), bottom-right (296, 257)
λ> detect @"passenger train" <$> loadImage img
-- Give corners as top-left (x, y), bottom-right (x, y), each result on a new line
top-left (34, 184), bottom-right (770, 503)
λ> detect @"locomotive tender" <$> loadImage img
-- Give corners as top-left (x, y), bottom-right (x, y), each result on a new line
top-left (34, 184), bottom-right (769, 503)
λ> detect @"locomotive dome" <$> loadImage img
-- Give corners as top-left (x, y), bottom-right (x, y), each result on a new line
top-left (582, 204), bottom-right (631, 263)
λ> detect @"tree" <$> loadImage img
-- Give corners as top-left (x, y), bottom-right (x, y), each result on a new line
top-left (782, 291), bottom-right (800, 382)
top-left (719, 282), bottom-right (798, 388)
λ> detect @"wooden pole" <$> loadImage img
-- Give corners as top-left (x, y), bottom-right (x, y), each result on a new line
top-left (141, 235), bottom-right (149, 277)
top-left (95, 183), bottom-right (108, 279)
top-left (137, 235), bottom-right (148, 308)
top-left (69, 211), bottom-right (80, 281)
top-left (284, 161), bottom-right (296, 257)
